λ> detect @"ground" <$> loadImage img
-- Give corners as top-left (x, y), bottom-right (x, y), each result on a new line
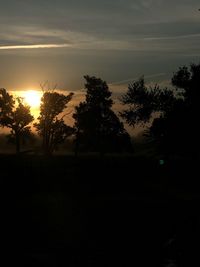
top-left (0, 154), bottom-right (199, 266)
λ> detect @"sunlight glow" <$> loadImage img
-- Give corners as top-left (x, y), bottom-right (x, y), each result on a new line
top-left (23, 90), bottom-right (42, 108)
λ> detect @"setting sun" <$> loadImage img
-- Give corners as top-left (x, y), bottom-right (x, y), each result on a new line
top-left (24, 90), bottom-right (42, 108)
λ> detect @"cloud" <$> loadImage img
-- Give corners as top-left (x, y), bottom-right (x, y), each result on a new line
top-left (143, 33), bottom-right (200, 41)
top-left (0, 0), bottom-right (199, 92)
top-left (0, 43), bottom-right (71, 50)
top-left (0, 0), bottom-right (199, 53)
top-left (109, 73), bottom-right (166, 85)
top-left (1, 20), bottom-right (200, 53)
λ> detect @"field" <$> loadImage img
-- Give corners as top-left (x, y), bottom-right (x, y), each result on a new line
top-left (0, 154), bottom-right (199, 266)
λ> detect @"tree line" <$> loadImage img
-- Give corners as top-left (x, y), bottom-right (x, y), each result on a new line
top-left (0, 63), bottom-right (199, 158)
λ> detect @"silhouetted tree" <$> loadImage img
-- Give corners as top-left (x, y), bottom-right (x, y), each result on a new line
top-left (121, 63), bottom-right (200, 158)
top-left (148, 64), bottom-right (199, 157)
top-left (170, 63), bottom-right (199, 156)
top-left (34, 91), bottom-right (74, 155)
top-left (0, 89), bottom-right (34, 153)
top-left (0, 88), bottom-right (14, 117)
top-left (120, 77), bottom-right (175, 125)
top-left (73, 75), bottom-right (132, 155)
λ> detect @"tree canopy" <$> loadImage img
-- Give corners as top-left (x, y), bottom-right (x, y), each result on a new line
top-left (120, 77), bottom-right (175, 126)
top-left (73, 75), bottom-right (132, 154)
top-left (34, 91), bottom-right (74, 155)
top-left (121, 63), bottom-right (200, 158)
top-left (0, 88), bottom-right (34, 153)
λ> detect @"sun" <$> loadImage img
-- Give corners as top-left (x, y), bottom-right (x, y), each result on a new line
top-left (24, 90), bottom-right (42, 108)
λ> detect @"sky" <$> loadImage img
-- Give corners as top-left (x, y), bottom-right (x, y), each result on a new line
top-left (0, 0), bottom-right (200, 93)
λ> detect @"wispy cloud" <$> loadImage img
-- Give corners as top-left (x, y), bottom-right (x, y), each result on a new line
top-left (109, 73), bottom-right (166, 85)
top-left (143, 33), bottom-right (200, 41)
top-left (0, 0), bottom-right (199, 91)
top-left (0, 43), bottom-right (71, 50)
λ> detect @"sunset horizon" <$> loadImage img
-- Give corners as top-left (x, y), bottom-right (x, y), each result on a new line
top-left (0, 1), bottom-right (199, 266)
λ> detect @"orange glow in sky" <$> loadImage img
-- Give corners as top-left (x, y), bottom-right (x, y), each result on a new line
top-left (22, 90), bottom-right (42, 108)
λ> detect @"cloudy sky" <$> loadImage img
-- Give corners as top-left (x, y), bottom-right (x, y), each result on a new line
top-left (0, 0), bottom-right (200, 91)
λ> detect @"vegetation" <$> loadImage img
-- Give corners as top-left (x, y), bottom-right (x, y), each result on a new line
top-left (120, 63), bottom-right (199, 158)
top-left (0, 63), bottom-right (199, 266)
top-left (34, 91), bottom-right (74, 155)
top-left (0, 62), bottom-right (199, 158)
top-left (0, 89), bottom-right (34, 153)
top-left (73, 75), bottom-right (132, 155)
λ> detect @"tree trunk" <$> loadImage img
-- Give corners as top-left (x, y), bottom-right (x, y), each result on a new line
top-left (75, 139), bottom-right (79, 158)
top-left (16, 132), bottom-right (20, 154)
top-left (44, 143), bottom-right (51, 156)
top-left (74, 130), bottom-right (80, 158)
top-left (42, 134), bottom-right (51, 156)
top-left (99, 135), bottom-right (105, 158)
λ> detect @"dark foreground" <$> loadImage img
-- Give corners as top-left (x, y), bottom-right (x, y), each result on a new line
top-left (0, 154), bottom-right (199, 266)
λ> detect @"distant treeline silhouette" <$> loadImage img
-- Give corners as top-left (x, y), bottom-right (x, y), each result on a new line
top-left (0, 63), bottom-right (199, 158)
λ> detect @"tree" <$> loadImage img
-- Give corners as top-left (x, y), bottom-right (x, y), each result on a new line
top-left (34, 91), bottom-right (74, 155)
top-left (120, 77), bottom-right (175, 125)
top-left (0, 88), bottom-right (14, 117)
top-left (148, 64), bottom-right (199, 157)
top-left (170, 63), bottom-right (199, 156)
top-left (121, 63), bottom-right (200, 158)
top-left (0, 88), bottom-right (34, 153)
top-left (73, 75), bottom-right (132, 155)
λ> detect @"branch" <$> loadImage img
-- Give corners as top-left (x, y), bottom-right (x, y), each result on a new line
top-left (60, 109), bottom-right (73, 120)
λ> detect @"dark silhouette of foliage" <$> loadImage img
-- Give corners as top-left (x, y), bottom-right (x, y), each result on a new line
top-left (0, 89), bottom-right (34, 153)
top-left (121, 63), bottom-right (200, 157)
top-left (73, 75), bottom-right (132, 155)
top-left (120, 77), bottom-right (175, 126)
top-left (34, 91), bottom-right (74, 155)
top-left (0, 88), bottom-right (14, 117)
top-left (148, 64), bottom-right (199, 157)
top-left (170, 63), bottom-right (199, 156)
